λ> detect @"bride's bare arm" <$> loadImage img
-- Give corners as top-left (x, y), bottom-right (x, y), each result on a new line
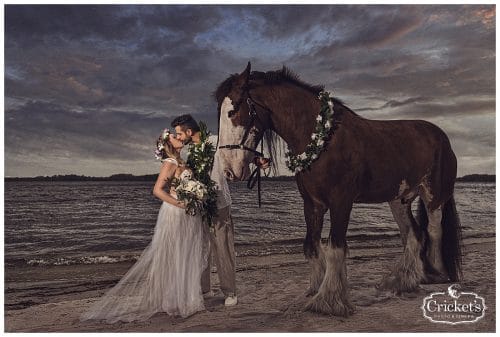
top-left (152, 161), bottom-right (186, 208)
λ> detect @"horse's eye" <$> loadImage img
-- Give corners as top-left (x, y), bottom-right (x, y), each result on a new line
top-left (228, 100), bottom-right (241, 118)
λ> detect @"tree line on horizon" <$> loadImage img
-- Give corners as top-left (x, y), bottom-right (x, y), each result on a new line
top-left (4, 173), bottom-right (496, 182)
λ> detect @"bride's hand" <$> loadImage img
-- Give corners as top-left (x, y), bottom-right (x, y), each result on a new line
top-left (176, 200), bottom-right (187, 209)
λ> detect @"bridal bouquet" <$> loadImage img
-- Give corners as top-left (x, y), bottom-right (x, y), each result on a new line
top-left (173, 176), bottom-right (209, 217)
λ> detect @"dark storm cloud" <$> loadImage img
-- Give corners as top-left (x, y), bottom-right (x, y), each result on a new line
top-left (4, 4), bottom-right (495, 176)
top-left (5, 5), bottom-right (139, 43)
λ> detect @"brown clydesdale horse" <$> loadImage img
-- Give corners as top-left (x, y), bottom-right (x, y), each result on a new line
top-left (215, 62), bottom-right (462, 316)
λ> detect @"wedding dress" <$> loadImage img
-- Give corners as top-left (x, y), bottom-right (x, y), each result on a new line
top-left (81, 158), bottom-right (209, 323)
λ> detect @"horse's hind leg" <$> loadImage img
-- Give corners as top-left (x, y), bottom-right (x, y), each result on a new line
top-left (305, 195), bottom-right (355, 316)
top-left (422, 203), bottom-right (448, 282)
top-left (303, 199), bottom-right (327, 297)
top-left (378, 199), bottom-right (426, 294)
top-left (388, 199), bottom-right (414, 247)
top-left (418, 192), bottom-right (451, 283)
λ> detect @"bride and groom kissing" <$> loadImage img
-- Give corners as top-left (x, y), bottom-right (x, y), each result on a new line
top-left (81, 114), bottom-right (237, 323)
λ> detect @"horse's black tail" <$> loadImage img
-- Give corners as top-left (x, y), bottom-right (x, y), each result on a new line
top-left (441, 196), bottom-right (463, 282)
top-left (417, 196), bottom-right (463, 282)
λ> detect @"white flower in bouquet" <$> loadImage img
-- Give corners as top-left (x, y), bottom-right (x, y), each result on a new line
top-left (195, 184), bottom-right (208, 200)
top-left (186, 180), bottom-right (197, 191)
top-left (311, 133), bottom-right (317, 140)
top-left (176, 178), bottom-right (208, 201)
top-left (316, 115), bottom-right (322, 122)
top-left (299, 153), bottom-right (307, 161)
top-left (317, 139), bottom-right (325, 147)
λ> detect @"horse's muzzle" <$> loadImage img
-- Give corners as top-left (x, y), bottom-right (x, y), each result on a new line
top-left (224, 166), bottom-right (251, 181)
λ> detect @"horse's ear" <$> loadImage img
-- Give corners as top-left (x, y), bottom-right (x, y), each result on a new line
top-left (240, 62), bottom-right (251, 85)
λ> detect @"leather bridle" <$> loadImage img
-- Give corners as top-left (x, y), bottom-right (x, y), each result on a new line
top-left (218, 93), bottom-right (273, 207)
top-left (218, 96), bottom-right (266, 157)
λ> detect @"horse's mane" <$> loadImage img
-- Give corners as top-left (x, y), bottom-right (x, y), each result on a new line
top-left (213, 66), bottom-right (345, 107)
top-left (250, 66), bottom-right (325, 96)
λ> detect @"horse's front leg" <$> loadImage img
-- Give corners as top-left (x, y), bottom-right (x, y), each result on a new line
top-left (303, 198), bottom-right (327, 297)
top-left (305, 194), bottom-right (355, 317)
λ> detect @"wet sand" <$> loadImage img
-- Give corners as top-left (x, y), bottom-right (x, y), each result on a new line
top-left (5, 238), bottom-right (495, 332)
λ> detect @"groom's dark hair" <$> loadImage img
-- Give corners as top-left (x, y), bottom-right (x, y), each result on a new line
top-left (171, 114), bottom-right (201, 133)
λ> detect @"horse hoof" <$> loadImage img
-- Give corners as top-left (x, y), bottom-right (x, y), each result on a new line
top-left (304, 293), bottom-right (355, 317)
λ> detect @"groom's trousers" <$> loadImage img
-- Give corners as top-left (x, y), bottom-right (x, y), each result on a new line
top-left (201, 205), bottom-right (236, 296)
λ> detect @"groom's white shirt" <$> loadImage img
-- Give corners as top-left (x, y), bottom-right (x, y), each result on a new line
top-left (209, 135), bottom-right (232, 209)
top-left (180, 135), bottom-right (232, 210)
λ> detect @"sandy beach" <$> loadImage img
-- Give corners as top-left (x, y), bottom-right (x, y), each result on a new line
top-left (4, 236), bottom-right (495, 333)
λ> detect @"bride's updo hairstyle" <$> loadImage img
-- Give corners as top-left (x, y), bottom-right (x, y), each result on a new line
top-left (154, 129), bottom-right (183, 164)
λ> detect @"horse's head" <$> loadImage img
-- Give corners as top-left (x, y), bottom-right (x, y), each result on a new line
top-left (216, 62), bottom-right (270, 181)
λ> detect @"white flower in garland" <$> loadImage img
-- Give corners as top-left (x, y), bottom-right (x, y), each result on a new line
top-left (285, 90), bottom-right (337, 173)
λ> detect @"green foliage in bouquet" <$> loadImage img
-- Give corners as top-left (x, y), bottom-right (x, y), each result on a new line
top-left (186, 122), bottom-right (218, 227)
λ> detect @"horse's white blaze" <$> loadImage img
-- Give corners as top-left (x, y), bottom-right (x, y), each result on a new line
top-left (218, 96), bottom-right (246, 146)
top-left (218, 96), bottom-right (250, 178)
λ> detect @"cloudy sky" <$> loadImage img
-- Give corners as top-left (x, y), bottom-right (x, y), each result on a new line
top-left (4, 4), bottom-right (495, 177)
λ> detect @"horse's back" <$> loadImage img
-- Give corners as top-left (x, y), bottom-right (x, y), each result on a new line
top-left (339, 115), bottom-right (457, 203)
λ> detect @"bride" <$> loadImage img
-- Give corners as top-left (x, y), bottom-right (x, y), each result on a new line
top-left (81, 129), bottom-right (209, 323)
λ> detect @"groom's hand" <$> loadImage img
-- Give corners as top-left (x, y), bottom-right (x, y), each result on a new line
top-left (254, 157), bottom-right (271, 169)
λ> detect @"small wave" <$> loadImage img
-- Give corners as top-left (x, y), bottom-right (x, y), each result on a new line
top-left (25, 254), bottom-right (139, 266)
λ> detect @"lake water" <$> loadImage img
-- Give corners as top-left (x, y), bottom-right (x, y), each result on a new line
top-left (4, 181), bottom-right (495, 267)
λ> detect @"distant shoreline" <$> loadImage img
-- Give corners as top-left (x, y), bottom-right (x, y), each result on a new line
top-left (4, 174), bottom-right (495, 183)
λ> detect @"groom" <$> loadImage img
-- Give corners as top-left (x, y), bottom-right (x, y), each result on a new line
top-left (171, 114), bottom-right (237, 307)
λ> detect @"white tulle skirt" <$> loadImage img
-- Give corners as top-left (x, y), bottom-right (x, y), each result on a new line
top-left (81, 201), bottom-right (209, 323)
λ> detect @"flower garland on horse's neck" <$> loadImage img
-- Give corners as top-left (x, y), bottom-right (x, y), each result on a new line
top-left (285, 91), bottom-right (336, 173)
top-left (186, 122), bottom-right (218, 227)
